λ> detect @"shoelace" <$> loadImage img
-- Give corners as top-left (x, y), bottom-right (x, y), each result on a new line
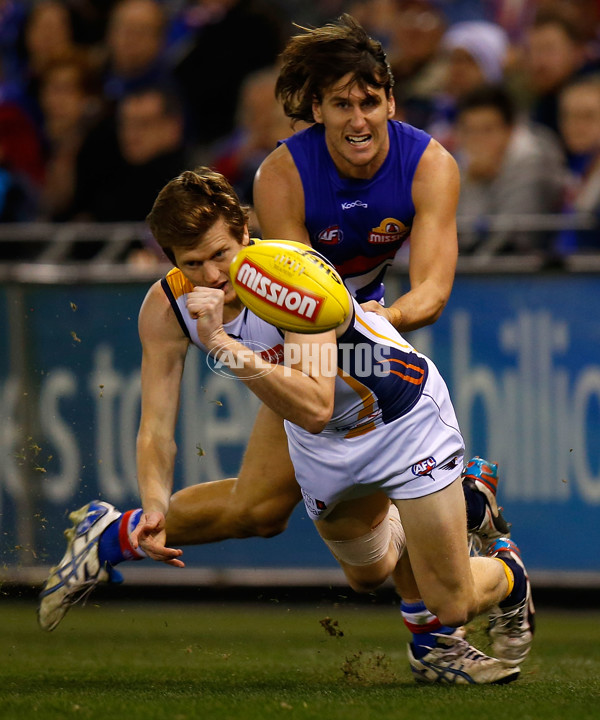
top-left (491, 597), bottom-right (529, 635)
top-left (430, 633), bottom-right (490, 662)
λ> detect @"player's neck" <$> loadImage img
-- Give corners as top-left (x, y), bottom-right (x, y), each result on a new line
top-left (327, 140), bottom-right (389, 180)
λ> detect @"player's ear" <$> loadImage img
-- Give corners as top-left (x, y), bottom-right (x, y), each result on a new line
top-left (387, 93), bottom-right (396, 119)
top-left (312, 99), bottom-right (323, 124)
top-left (241, 225), bottom-right (251, 246)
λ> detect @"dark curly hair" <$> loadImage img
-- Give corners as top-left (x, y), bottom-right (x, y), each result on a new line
top-left (276, 13), bottom-right (394, 124)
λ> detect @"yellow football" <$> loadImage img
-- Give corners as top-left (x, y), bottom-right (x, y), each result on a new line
top-left (229, 240), bottom-right (351, 333)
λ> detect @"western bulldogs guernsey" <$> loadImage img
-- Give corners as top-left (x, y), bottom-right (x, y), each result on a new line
top-left (281, 120), bottom-right (431, 303)
top-left (161, 266), bottom-right (463, 515)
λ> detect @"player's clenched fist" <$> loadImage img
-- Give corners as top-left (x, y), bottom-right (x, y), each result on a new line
top-left (186, 287), bottom-right (227, 346)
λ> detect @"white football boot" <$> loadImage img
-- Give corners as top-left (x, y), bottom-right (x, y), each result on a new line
top-left (408, 632), bottom-right (520, 685)
top-left (38, 501), bottom-right (122, 631)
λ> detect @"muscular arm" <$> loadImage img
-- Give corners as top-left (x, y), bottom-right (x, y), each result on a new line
top-left (136, 281), bottom-right (189, 516)
top-left (386, 139), bottom-right (459, 332)
top-left (253, 144), bottom-right (311, 245)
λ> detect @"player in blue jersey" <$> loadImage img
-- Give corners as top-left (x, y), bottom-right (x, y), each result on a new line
top-left (253, 14), bottom-right (457, 329)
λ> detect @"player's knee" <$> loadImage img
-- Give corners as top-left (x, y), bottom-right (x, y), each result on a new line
top-left (430, 597), bottom-right (477, 628)
top-left (164, 491), bottom-right (190, 540)
top-left (231, 501), bottom-right (293, 539)
top-left (346, 572), bottom-right (387, 594)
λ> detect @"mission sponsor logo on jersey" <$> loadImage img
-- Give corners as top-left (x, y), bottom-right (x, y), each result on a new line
top-left (235, 258), bottom-right (325, 322)
top-left (368, 217), bottom-right (409, 244)
top-left (317, 225), bottom-right (343, 245)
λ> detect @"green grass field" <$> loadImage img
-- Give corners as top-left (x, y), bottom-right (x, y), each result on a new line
top-left (1, 600), bottom-right (599, 720)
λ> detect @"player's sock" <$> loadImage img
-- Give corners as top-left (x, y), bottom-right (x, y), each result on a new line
top-left (401, 600), bottom-right (455, 658)
top-left (98, 508), bottom-right (146, 566)
top-left (495, 555), bottom-right (527, 608)
top-left (463, 483), bottom-right (486, 531)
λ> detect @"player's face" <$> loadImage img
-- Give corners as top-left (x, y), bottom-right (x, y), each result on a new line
top-left (173, 217), bottom-right (249, 308)
top-left (312, 74), bottom-right (395, 179)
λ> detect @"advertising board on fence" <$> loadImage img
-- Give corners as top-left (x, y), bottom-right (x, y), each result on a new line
top-left (0, 271), bottom-right (598, 577)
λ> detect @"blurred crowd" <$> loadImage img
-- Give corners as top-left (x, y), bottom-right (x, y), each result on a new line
top-left (1, 0), bottom-right (600, 260)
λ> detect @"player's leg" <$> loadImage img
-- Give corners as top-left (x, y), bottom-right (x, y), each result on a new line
top-left (39, 403), bottom-right (300, 631)
top-left (312, 488), bottom-right (521, 685)
top-left (394, 478), bottom-right (507, 626)
top-left (166, 403), bottom-right (300, 544)
top-left (393, 478), bottom-right (533, 666)
top-left (314, 492), bottom-right (404, 591)
top-left (394, 453), bottom-right (512, 660)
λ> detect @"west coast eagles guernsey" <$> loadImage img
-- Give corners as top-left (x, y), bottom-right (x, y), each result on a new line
top-left (280, 120), bottom-right (431, 303)
top-left (162, 267), bottom-right (463, 515)
top-left (161, 267), bottom-right (429, 437)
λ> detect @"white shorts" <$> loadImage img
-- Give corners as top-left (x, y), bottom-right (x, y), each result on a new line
top-left (285, 358), bottom-right (465, 521)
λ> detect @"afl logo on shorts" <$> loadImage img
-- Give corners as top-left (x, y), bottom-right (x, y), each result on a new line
top-left (412, 456), bottom-right (437, 477)
top-left (317, 226), bottom-right (343, 245)
top-left (368, 217), bottom-right (409, 244)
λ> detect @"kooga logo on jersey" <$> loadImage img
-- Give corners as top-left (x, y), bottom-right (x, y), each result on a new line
top-left (341, 200), bottom-right (368, 210)
top-left (236, 259), bottom-right (324, 321)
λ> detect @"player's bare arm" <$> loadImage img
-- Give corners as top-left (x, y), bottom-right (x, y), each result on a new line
top-left (186, 286), bottom-right (337, 434)
top-left (130, 281), bottom-right (189, 565)
top-left (364, 140), bottom-right (459, 332)
top-left (253, 144), bottom-right (310, 245)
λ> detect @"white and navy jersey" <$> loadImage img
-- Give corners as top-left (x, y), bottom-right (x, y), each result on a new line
top-left (320, 299), bottom-right (428, 437)
top-left (161, 268), bottom-right (285, 363)
top-left (161, 269), bottom-right (427, 439)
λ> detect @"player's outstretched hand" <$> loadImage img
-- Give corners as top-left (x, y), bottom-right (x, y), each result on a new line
top-left (130, 511), bottom-right (185, 568)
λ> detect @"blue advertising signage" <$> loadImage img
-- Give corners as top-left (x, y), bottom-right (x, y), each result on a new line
top-left (0, 272), bottom-right (598, 576)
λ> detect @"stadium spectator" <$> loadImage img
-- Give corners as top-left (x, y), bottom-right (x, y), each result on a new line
top-left (555, 75), bottom-right (600, 253)
top-left (211, 65), bottom-right (304, 211)
top-left (0, 0), bottom-right (28, 86)
top-left (37, 54), bottom-right (104, 221)
top-left (71, 85), bottom-right (188, 223)
top-left (386, 0), bottom-right (448, 129)
top-left (0, 114), bottom-right (41, 222)
top-left (0, 80), bottom-right (45, 191)
top-left (456, 86), bottom-right (565, 254)
top-left (0, 53), bottom-right (45, 221)
top-left (522, 8), bottom-right (589, 138)
top-left (454, 84), bottom-right (566, 255)
top-left (101, 0), bottom-right (171, 103)
top-left (171, 0), bottom-right (287, 152)
top-left (425, 20), bottom-right (510, 152)
top-left (19, 0), bottom-right (83, 119)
